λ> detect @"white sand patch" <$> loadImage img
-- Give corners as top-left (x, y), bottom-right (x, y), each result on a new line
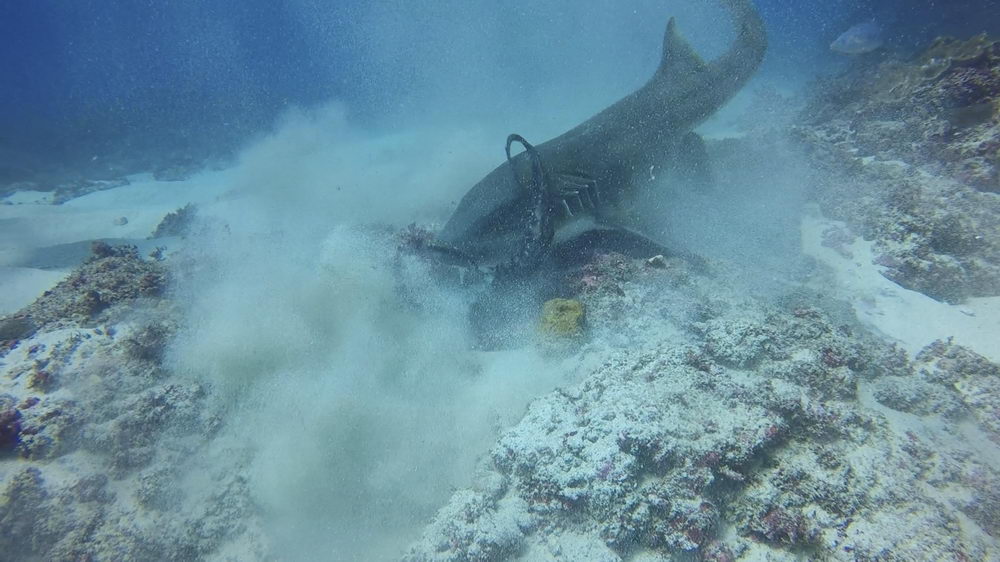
top-left (802, 207), bottom-right (1000, 362)
top-left (0, 267), bottom-right (69, 315)
top-left (0, 170), bottom-right (233, 314)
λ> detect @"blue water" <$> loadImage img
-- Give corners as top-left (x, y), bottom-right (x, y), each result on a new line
top-left (3, 0), bottom-right (996, 186)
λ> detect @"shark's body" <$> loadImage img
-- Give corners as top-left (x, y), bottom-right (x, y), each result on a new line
top-left (434, 0), bottom-right (767, 276)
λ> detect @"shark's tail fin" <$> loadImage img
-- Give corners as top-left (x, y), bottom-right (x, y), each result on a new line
top-left (712, 0), bottom-right (767, 84)
top-left (658, 18), bottom-right (709, 79)
top-left (656, 0), bottom-right (766, 86)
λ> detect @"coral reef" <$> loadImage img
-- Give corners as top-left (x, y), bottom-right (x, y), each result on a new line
top-left (150, 203), bottom-right (198, 239)
top-left (1, 210), bottom-right (995, 560)
top-left (0, 246), bottom-right (261, 561)
top-left (796, 35), bottom-right (1000, 302)
top-left (913, 338), bottom-right (1000, 444)
top-left (405, 253), bottom-right (999, 560)
top-left (801, 35), bottom-right (1000, 191)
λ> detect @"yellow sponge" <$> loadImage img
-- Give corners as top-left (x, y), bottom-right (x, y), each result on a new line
top-left (539, 298), bottom-right (586, 339)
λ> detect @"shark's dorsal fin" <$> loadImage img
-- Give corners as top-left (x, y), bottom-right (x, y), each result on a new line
top-left (658, 18), bottom-right (708, 78)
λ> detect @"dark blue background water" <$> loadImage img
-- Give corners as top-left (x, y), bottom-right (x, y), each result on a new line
top-left (1, 0), bottom-right (996, 187)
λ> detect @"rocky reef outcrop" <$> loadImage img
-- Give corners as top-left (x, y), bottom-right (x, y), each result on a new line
top-left (0, 245), bottom-right (264, 561)
top-left (796, 35), bottom-right (1000, 302)
top-left (404, 253), bottom-right (1000, 560)
top-left (0, 242), bottom-right (168, 350)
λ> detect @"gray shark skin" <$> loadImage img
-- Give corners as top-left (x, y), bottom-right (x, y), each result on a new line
top-left (434, 0), bottom-right (767, 276)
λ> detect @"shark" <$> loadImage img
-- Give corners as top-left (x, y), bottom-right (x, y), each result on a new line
top-left (429, 0), bottom-right (767, 280)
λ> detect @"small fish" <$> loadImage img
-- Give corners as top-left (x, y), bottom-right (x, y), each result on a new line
top-left (830, 22), bottom-right (883, 55)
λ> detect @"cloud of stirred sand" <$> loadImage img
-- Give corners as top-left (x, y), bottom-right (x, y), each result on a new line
top-left (167, 104), bottom-right (576, 559)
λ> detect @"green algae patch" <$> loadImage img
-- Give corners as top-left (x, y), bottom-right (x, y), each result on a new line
top-left (539, 298), bottom-right (586, 339)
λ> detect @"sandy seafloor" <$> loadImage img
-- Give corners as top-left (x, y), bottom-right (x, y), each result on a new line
top-left (3, 48), bottom-right (1000, 562)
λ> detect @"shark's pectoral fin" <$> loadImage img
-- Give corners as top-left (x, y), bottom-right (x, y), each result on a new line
top-left (551, 224), bottom-right (711, 273)
top-left (658, 17), bottom-right (710, 78)
top-left (422, 241), bottom-right (480, 269)
top-left (674, 131), bottom-right (714, 191)
top-left (550, 224), bottom-right (671, 267)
